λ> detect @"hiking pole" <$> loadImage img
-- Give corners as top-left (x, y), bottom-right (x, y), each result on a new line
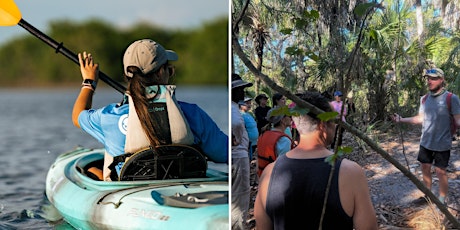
top-left (390, 0), bottom-right (410, 170)
top-left (0, 0), bottom-right (126, 94)
top-left (389, 71), bottom-right (410, 170)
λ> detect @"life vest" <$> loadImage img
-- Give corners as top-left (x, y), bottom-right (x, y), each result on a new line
top-left (257, 130), bottom-right (293, 177)
top-left (124, 85), bottom-right (194, 153)
top-left (107, 85), bottom-right (196, 181)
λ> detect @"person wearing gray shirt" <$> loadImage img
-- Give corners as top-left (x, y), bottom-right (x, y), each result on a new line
top-left (231, 73), bottom-right (253, 229)
top-left (393, 67), bottom-right (460, 204)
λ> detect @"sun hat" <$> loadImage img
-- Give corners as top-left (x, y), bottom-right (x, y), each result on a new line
top-left (123, 39), bottom-right (178, 78)
top-left (232, 74), bottom-right (253, 89)
top-left (266, 108), bottom-right (284, 125)
top-left (334, 91), bottom-right (343, 97)
top-left (424, 68), bottom-right (444, 78)
top-left (255, 94), bottom-right (268, 104)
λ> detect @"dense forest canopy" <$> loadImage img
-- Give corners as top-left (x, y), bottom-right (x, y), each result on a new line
top-left (232, 0), bottom-right (460, 124)
top-left (0, 17), bottom-right (228, 86)
top-left (232, 0), bottom-right (460, 227)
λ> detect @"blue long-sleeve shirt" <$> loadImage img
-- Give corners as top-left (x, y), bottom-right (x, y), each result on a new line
top-left (78, 101), bottom-right (228, 163)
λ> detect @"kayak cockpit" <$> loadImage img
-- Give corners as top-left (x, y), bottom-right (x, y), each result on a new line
top-left (66, 149), bottom-right (228, 191)
top-left (46, 148), bottom-right (229, 229)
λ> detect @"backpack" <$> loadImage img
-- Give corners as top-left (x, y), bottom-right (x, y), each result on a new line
top-left (421, 92), bottom-right (458, 136)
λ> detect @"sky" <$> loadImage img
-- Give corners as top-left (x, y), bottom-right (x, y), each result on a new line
top-left (0, 0), bottom-right (229, 45)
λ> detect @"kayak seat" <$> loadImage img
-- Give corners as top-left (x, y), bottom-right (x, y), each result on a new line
top-left (118, 145), bottom-right (207, 181)
top-left (83, 159), bottom-right (104, 181)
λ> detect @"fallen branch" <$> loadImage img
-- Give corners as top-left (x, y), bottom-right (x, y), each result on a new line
top-left (232, 35), bottom-right (460, 229)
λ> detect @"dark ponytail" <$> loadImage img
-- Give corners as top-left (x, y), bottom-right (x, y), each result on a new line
top-left (125, 65), bottom-right (168, 147)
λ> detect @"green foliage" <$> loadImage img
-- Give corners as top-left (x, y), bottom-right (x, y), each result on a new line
top-left (281, 9), bottom-right (320, 62)
top-left (292, 10), bottom-right (319, 31)
top-left (289, 106), bottom-right (309, 117)
top-left (268, 105), bottom-right (309, 117)
top-left (325, 146), bottom-right (353, 164)
top-left (279, 28), bottom-right (292, 35)
top-left (0, 18), bottom-right (228, 86)
top-left (178, 18), bottom-right (228, 85)
top-left (354, 3), bottom-right (378, 17)
top-left (235, 0), bottom-right (460, 128)
top-left (268, 105), bottom-right (339, 123)
top-left (318, 111), bottom-right (339, 122)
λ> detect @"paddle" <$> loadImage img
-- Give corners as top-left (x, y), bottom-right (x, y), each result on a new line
top-left (0, 0), bottom-right (126, 94)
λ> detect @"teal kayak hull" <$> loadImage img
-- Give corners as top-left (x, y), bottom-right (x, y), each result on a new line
top-left (45, 148), bottom-right (229, 230)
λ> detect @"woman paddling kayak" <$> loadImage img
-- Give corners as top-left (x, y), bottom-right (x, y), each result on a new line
top-left (72, 39), bottom-right (228, 181)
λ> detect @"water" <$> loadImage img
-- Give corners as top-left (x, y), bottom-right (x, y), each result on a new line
top-left (0, 86), bottom-right (228, 229)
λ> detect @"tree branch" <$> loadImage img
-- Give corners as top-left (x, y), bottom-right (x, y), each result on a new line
top-left (232, 0), bottom-right (251, 35)
top-left (232, 32), bottom-right (460, 229)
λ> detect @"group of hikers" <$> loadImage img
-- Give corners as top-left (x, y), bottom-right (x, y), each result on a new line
top-left (231, 73), bottom-right (377, 229)
top-left (231, 66), bottom-right (458, 229)
top-left (71, 37), bottom-right (456, 229)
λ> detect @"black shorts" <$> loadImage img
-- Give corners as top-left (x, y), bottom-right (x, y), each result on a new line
top-left (418, 145), bottom-right (450, 168)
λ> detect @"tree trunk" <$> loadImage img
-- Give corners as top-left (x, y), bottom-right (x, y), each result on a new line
top-left (255, 52), bottom-right (263, 95)
top-left (233, 38), bottom-right (460, 228)
top-left (415, 0), bottom-right (424, 39)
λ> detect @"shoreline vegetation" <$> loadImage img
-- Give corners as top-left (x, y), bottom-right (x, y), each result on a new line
top-left (0, 18), bottom-right (228, 86)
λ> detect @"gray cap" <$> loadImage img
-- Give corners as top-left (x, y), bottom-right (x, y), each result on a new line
top-left (243, 97), bottom-right (252, 102)
top-left (238, 97), bottom-right (252, 106)
top-left (123, 39), bottom-right (178, 77)
top-left (424, 68), bottom-right (444, 78)
top-left (266, 108), bottom-right (284, 125)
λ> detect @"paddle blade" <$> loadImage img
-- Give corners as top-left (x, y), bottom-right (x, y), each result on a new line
top-left (0, 0), bottom-right (22, 26)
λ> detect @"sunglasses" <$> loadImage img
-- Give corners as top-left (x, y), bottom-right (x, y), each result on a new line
top-left (426, 69), bottom-right (438, 74)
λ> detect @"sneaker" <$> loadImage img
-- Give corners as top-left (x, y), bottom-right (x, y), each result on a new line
top-left (438, 196), bottom-right (447, 205)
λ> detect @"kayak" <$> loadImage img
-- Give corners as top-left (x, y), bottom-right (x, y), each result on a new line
top-left (45, 147), bottom-right (229, 230)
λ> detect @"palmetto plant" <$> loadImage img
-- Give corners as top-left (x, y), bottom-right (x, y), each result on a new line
top-left (232, 0), bottom-right (460, 228)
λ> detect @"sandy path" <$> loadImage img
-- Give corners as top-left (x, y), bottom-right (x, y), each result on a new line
top-left (246, 127), bottom-right (460, 229)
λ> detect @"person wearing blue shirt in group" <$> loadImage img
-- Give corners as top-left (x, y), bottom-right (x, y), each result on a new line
top-left (72, 39), bottom-right (228, 181)
top-left (239, 97), bottom-right (259, 160)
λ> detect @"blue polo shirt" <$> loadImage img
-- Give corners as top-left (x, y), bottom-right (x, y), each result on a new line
top-left (78, 101), bottom-right (228, 163)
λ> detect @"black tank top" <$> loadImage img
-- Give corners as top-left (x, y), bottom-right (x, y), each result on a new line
top-left (266, 154), bottom-right (353, 229)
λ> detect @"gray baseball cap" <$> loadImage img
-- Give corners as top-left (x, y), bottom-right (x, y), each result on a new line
top-left (266, 108), bottom-right (285, 125)
top-left (123, 39), bottom-right (178, 77)
top-left (424, 68), bottom-right (444, 78)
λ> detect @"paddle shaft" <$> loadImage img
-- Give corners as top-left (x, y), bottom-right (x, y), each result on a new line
top-left (18, 18), bottom-right (126, 94)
